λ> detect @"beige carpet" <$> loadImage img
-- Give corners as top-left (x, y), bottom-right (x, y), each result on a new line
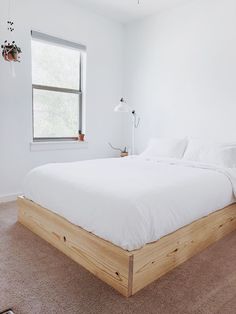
top-left (1, 202), bottom-right (236, 314)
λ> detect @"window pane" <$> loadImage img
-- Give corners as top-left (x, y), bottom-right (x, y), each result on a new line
top-left (33, 89), bottom-right (79, 138)
top-left (32, 39), bottom-right (81, 89)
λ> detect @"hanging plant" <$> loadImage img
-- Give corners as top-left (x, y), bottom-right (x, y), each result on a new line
top-left (2, 40), bottom-right (21, 62)
top-left (1, 20), bottom-right (22, 63)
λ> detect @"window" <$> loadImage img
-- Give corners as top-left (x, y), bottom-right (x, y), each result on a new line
top-left (31, 31), bottom-right (86, 142)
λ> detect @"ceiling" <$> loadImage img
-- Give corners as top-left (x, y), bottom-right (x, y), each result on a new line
top-left (73, 0), bottom-right (191, 23)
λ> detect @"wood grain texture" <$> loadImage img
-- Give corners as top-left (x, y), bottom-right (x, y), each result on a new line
top-left (17, 197), bottom-right (236, 297)
top-left (132, 203), bottom-right (236, 294)
top-left (17, 197), bottom-right (133, 297)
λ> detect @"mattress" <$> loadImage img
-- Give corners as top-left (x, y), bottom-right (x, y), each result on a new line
top-left (23, 157), bottom-right (236, 251)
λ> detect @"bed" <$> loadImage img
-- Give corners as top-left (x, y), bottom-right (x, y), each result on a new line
top-left (18, 156), bottom-right (236, 296)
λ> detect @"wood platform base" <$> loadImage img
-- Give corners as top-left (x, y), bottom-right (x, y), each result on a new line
top-left (17, 197), bottom-right (236, 297)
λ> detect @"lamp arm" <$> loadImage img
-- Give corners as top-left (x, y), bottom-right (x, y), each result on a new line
top-left (132, 110), bottom-right (140, 128)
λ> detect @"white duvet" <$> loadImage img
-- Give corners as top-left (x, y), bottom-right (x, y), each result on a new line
top-left (23, 157), bottom-right (236, 251)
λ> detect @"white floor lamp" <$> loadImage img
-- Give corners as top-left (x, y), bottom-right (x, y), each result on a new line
top-left (114, 98), bottom-right (140, 155)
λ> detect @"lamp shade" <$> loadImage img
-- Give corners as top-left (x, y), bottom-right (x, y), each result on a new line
top-left (114, 98), bottom-right (130, 113)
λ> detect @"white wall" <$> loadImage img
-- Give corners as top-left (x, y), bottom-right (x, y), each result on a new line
top-left (2, 0), bottom-right (236, 200)
top-left (0, 0), bottom-right (124, 200)
top-left (124, 0), bottom-right (236, 153)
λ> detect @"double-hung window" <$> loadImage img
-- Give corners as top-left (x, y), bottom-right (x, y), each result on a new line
top-left (31, 31), bottom-right (86, 142)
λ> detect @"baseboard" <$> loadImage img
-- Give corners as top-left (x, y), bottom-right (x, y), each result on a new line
top-left (0, 193), bottom-right (20, 204)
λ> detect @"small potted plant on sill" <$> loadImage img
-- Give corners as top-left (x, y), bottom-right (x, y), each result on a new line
top-left (1, 40), bottom-right (22, 62)
top-left (78, 130), bottom-right (85, 142)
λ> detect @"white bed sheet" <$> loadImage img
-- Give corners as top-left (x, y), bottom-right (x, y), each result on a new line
top-left (23, 157), bottom-right (236, 251)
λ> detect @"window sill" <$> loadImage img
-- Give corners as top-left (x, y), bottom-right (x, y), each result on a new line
top-left (30, 141), bottom-right (88, 152)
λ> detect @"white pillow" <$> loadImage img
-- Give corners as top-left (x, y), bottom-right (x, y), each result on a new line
top-left (200, 146), bottom-right (236, 168)
top-left (183, 139), bottom-right (214, 161)
top-left (183, 139), bottom-right (236, 168)
top-left (140, 138), bottom-right (188, 159)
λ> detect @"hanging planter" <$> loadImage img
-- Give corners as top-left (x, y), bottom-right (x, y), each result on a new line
top-left (2, 40), bottom-right (22, 62)
top-left (1, 2), bottom-right (22, 76)
top-left (1, 17), bottom-right (22, 64)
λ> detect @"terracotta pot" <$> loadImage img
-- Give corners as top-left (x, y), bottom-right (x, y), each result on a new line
top-left (4, 52), bottom-right (18, 62)
top-left (79, 133), bottom-right (85, 141)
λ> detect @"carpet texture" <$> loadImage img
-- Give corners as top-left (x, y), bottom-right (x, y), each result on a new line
top-left (1, 202), bottom-right (236, 314)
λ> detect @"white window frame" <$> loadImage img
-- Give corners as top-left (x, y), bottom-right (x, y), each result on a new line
top-left (31, 31), bottom-right (86, 143)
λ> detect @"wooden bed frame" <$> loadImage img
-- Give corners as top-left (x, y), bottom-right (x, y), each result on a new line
top-left (17, 196), bottom-right (236, 297)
